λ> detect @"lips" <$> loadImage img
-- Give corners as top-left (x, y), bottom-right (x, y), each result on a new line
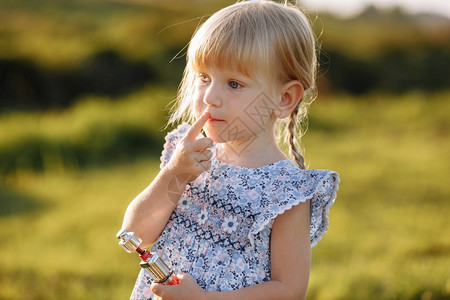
top-left (207, 115), bottom-right (224, 122)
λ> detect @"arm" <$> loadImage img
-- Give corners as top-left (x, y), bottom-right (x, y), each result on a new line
top-left (121, 112), bottom-right (213, 247)
top-left (151, 200), bottom-right (311, 300)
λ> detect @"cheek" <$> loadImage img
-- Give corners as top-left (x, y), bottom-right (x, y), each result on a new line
top-left (193, 92), bottom-right (205, 118)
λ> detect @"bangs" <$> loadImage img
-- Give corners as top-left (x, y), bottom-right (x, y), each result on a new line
top-left (187, 3), bottom-right (273, 80)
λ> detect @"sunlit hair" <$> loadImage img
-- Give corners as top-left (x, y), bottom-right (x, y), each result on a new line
top-left (169, 0), bottom-right (318, 169)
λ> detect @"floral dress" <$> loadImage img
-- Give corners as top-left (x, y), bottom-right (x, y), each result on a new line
top-left (130, 123), bottom-right (339, 299)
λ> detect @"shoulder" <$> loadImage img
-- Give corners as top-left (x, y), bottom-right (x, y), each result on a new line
top-left (265, 161), bottom-right (339, 200)
top-left (164, 122), bottom-right (191, 144)
top-left (250, 161), bottom-right (340, 246)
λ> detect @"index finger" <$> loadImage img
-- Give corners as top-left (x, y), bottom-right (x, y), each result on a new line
top-left (185, 112), bottom-right (209, 140)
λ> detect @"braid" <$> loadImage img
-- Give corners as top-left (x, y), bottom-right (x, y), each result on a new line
top-left (288, 105), bottom-right (306, 169)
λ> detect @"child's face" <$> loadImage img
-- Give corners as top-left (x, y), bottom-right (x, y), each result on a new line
top-left (193, 65), bottom-right (281, 144)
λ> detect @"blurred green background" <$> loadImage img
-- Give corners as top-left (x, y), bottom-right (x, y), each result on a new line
top-left (0, 0), bottom-right (449, 299)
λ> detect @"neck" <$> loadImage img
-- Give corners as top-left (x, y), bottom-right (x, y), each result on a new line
top-left (216, 133), bottom-right (286, 168)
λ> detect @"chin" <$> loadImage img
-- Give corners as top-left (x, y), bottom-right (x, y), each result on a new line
top-left (203, 132), bottom-right (223, 143)
top-left (202, 127), bottom-right (224, 143)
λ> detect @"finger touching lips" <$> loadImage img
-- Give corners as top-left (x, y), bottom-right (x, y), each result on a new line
top-left (186, 112), bottom-right (209, 140)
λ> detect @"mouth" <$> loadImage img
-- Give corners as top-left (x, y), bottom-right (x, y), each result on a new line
top-left (207, 116), bottom-right (224, 122)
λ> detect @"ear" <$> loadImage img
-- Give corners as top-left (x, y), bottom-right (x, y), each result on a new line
top-left (274, 80), bottom-right (304, 119)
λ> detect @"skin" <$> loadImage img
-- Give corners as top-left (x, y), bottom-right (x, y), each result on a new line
top-left (193, 66), bottom-right (286, 168)
top-left (123, 65), bottom-right (310, 300)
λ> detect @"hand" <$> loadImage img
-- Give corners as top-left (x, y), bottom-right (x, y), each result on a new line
top-left (165, 112), bottom-right (213, 184)
top-left (150, 273), bottom-right (207, 300)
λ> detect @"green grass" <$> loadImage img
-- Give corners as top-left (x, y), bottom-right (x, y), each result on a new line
top-left (0, 158), bottom-right (159, 299)
top-left (304, 92), bottom-right (450, 300)
top-left (1, 91), bottom-right (449, 299)
top-left (0, 86), bottom-right (172, 176)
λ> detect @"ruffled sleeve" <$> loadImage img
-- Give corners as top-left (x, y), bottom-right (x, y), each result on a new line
top-left (308, 170), bottom-right (340, 247)
top-left (249, 168), bottom-right (339, 248)
top-left (159, 123), bottom-right (191, 169)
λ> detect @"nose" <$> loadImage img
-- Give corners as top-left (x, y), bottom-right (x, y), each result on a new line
top-left (203, 84), bottom-right (222, 108)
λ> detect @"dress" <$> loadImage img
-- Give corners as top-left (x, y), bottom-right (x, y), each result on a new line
top-left (130, 123), bottom-right (339, 299)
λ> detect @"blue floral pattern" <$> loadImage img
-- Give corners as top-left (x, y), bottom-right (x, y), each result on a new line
top-left (130, 123), bottom-right (339, 300)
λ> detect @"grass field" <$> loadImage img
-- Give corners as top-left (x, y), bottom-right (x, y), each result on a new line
top-left (0, 89), bottom-right (449, 299)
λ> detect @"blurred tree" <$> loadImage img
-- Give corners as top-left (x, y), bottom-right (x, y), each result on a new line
top-left (0, 50), bottom-right (158, 111)
top-left (320, 50), bottom-right (379, 95)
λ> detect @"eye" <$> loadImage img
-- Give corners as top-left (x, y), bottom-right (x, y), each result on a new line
top-left (228, 80), bottom-right (242, 89)
top-left (198, 73), bottom-right (211, 84)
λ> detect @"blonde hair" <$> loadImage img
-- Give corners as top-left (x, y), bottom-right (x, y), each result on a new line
top-left (170, 0), bottom-right (318, 169)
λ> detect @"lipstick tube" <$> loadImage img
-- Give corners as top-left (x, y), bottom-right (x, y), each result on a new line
top-left (116, 229), bottom-right (180, 285)
top-left (140, 254), bottom-right (180, 285)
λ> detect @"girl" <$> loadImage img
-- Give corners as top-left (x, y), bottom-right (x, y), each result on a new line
top-left (121, 1), bottom-right (339, 299)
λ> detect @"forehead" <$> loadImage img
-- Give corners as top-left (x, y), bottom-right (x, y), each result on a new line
top-left (188, 18), bottom-right (269, 75)
top-left (186, 1), bottom-right (286, 88)
top-left (188, 39), bottom-right (277, 88)
top-left (189, 46), bottom-right (258, 79)
top-left (192, 61), bottom-right (249, 78)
